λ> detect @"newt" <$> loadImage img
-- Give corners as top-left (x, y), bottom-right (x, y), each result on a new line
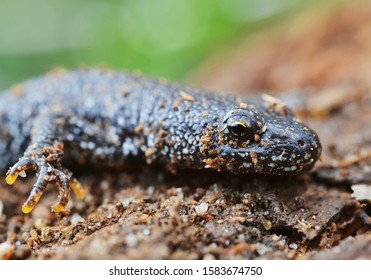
top-left (0, 68), bottom-right (321, 213)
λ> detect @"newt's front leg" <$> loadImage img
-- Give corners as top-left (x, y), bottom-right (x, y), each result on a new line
top-left (6, 110), bottom-right (85, 213)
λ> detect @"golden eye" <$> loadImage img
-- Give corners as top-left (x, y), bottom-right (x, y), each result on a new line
top-left (228, 121), bottom-right (247, 137)
top-left (223, 109), bottom-right (261, 140)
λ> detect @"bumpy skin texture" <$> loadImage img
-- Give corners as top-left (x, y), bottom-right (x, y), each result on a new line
top-left (0, 68), bottom-right (321, 213)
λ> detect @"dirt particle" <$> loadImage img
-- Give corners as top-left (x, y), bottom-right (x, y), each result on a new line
top-left (145, 148), bottom-right (156, 158)
top-left (179, 91), bottom-right (195, 102)
top-left (250, 150), bottom-right (259, 165)
top-left (195, 202), bottom-right (208, 215)
top-left (0, 242), bottom-right (14, 260)
top-left (134, 124), bottom-right (144, 134)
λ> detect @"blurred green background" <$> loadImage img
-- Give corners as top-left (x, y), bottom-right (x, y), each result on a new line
top-left (0, 0), bottom-right (320, 90)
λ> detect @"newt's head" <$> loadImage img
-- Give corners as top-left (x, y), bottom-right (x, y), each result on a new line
top-left (201, 96), bottom-right (322, 175)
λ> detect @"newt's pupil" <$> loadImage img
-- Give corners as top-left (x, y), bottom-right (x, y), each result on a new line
top-left (228, 121), bottom-right (247, 137)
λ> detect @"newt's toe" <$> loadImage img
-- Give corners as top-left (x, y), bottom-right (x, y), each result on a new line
top-left (6, 156), bottom-right (33, 185)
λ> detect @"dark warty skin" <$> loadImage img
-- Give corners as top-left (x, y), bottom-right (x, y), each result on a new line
top-left (0, 68), bottom-right (321, 213)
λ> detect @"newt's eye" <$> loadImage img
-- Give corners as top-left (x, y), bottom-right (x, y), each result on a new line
top-left (227, 121), bottom-right (248, 137)
top-left (223, 109), bottom-right (261, 141)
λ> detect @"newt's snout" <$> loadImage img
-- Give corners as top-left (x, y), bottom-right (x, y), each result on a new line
top-left (255, 120), bottom-right (322, 174)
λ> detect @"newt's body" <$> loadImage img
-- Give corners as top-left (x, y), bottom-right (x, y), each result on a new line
top-left (0, 69), bottom-right (321, 213)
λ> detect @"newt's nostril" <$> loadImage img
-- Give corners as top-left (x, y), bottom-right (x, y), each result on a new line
top-left (297, 139), bottom-right (306, 148)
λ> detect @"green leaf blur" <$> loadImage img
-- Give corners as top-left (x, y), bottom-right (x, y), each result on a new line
top-left (0, 0), bottom-right (315, 89)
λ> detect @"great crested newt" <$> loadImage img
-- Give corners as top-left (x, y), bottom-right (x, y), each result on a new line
top-left (0, 68), bottom-right (321, 213)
